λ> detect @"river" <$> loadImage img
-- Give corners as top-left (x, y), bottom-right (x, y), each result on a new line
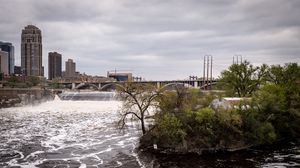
top-left (0, 92), bottom-right (299, 167)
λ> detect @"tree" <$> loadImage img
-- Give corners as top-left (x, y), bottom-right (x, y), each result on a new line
top-left (28, 76), bottom-right (40, 86)
top-left (8, 75), bottom-right (19, 88)
top-left (117, 82), bottom-right (161, 135)
top-left (267, 63), bottom-right (300, 86)
top-left (267, 65), bottom-right (284, 85)
top-left (256, 63), bottom-right (300, 138)
top-left (50, 78), bottom-right (62, 89)
top-left (218, 61), bottom-right (268, 97)
top-left (158, 86), bottom-right (198, 114)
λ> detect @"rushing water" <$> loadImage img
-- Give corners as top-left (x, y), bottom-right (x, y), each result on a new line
top-left (59, 91), bottom-right (117, 101)
top-left (0, 91), bottom-right (299, 168)
top-left (0, 95), bottom-right (142, 167)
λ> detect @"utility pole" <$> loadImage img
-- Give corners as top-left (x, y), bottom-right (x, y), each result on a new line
top-left (207, 55), bottom-right (209, 88)
top-left (210, 56), bottom-right (213, 89)
top-left (240, 55), bottom-right (243, 64)
top-left (233, 54), bottom-right (242, 64)
top-left (233, 56), bottom-right (235, 64)
top-left (203, 56), bottom-right (206, 83)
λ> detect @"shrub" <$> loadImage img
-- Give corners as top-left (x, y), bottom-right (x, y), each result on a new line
top-left (155, 113), bottom-right (186, 146)
top-left (256, 122), bottom-right (277, 144)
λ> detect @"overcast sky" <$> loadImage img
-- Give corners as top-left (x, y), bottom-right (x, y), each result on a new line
top-left (0, 0), bottom-right (299, 80)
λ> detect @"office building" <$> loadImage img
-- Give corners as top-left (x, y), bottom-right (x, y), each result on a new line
top-left (14, 66), bottom-right (22, 75)
top-left (0, 41), bottom-right (14, 74)
top-left (21, 25), bottom-right (43, 76)
top-left (107, 72), bottom-right (133, 81)
top-left (48, 52), bottom-right (62, 80)
top-left (65, 59), bottom-right (76, 78)
top-left (0, 49), bottom-right (9, 75)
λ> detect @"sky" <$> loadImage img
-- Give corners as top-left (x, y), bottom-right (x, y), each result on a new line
top-left (0, 0), bottom-right (299, 80)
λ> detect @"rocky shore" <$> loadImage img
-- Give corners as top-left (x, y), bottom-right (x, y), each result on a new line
top-left (139, 130), bottom-right (252, 156)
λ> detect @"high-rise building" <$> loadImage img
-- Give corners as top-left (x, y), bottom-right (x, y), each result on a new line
top-left (65, 59), bottom-right (76, 78)
top-left (21, 25), bottom-right (43, 76)
top-left (48, 52), bottom-right (62, 80)
top-left (0, 49), bottom-right (9, 75)
top-left (0, 41), bottom-right (14, 74)
top-left (14, 66), bottom-right (22, 75)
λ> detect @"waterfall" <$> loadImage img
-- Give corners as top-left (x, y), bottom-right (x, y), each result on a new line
top-left (54, 94), bottom-right (61, 101)
top-left (58, 91), bottom-right (117, 101)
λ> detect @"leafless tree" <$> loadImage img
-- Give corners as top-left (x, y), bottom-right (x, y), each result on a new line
top-left (117, 82), bottom-right (161, 135)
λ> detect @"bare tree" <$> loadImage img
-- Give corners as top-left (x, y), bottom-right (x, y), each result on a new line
top-left (117, 82), bottom-right (161, 135)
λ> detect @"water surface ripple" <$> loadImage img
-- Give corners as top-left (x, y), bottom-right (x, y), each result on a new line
top-left (0, 99), bottom-right (142, 167)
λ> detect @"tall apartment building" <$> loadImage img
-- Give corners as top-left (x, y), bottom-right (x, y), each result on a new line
top-left (0, 41), bottom-right (14, 74)
top-left (21, 25), bottom-right (43, 76)
top-left (65, 59), bottom-right (76, 78)
top-left (48, 52), bottom-right (62, 80)
top-left (0, 49), bottom-right (9, 75)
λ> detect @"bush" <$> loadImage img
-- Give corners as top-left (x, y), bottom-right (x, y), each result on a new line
top-left (256, 122), bottom-right (277, 144)
top-left (253, 83), bottom-right (300, 139)
top-left (155, 113), bottom-right (186, 146)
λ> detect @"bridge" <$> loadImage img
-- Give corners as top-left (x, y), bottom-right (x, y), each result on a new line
top-left (58, 79), bottom-right (217, 91)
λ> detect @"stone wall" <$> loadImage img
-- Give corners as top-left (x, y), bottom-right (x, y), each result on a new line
top-left (0, 88), bottom-right (54, 108)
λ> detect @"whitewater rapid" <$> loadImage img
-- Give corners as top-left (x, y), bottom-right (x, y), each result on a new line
top-left (0, 98), bottom-right (143, 167)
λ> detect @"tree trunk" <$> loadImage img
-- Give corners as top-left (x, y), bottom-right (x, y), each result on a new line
top-left (141, 118), bottom-right (146, 135)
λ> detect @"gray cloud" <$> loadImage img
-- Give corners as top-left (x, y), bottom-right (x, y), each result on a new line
top-left (0, 0), bottom-right (299, 80)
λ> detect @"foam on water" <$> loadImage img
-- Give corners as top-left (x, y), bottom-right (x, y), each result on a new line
top-left (0, 95), bottom-right (142, 167)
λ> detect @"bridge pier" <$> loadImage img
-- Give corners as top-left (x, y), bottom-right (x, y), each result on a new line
top-left (72, 83), bottom-right (76, 90)
top-left (194, 81), bottom-right (198, 88)
top-left (157, 82), bottom-right (160, 89)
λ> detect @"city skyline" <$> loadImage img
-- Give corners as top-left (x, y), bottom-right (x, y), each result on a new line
top-left (0, 0), bottom-right (300, 80)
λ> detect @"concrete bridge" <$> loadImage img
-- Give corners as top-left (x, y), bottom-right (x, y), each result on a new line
top-left (59, 79), bottom-right (217, 91)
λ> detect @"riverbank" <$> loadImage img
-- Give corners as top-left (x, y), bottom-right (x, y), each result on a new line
top-left (138, 139), bottom-right (300, 168)
top-left (0, 88), bottom-right (54, 108)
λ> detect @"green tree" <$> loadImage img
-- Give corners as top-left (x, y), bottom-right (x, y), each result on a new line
top-left (158, 86), bottom-right (199, 114)
top-left (50, 79), bottom-right (62, 89)
top-left (218, 61), bottom-right (268, 97)
top-left (28, 76), bottom-right (40, 86)
top-left (267, 63), bottom-right (300, 112)
top-left (254, 63), bottom-right (300, 138)
top-left (267, 65), bottom-right (284, 85)
top-left (8, 75), bottom-right (19, 88)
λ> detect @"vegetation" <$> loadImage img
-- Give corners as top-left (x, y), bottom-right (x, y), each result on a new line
top-left (149, 89), bottom-right (246, 151)
top-left (8, 75), bottom-right (19, 88)
top-left (136, 61), bottom-right (300, 153)
top-left (117, 82), bottom-right (161, 135)
top-left (6, 75), bottom-right (41, 88)
top-left (116, 61), bottom-right (299, 153)
top-left (49, 79), bottom-right (63, 89)
top-left (218, 61), bottom-right (268, 97)
top-left (28, 76), bottom-right (40, 86)
top-left (253, 63), bottom-right (300, 139)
